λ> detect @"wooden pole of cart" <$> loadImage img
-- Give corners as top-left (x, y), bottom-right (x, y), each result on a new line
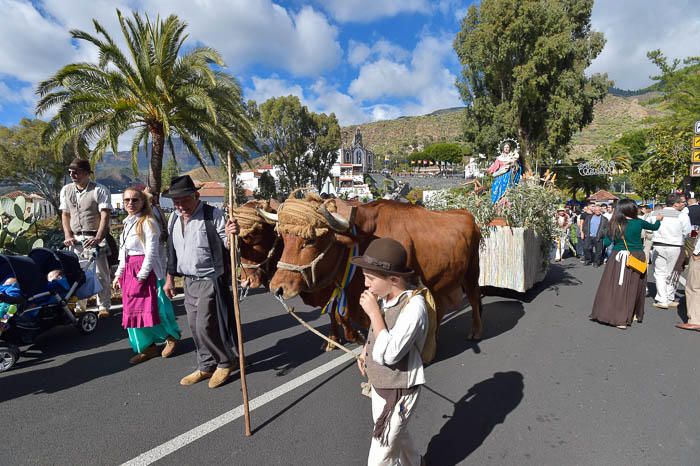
top-left (227, 151), bottom-right (252, 436)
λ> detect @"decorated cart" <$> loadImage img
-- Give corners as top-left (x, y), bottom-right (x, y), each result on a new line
top-left (425, 139), bottom-right (559, 292)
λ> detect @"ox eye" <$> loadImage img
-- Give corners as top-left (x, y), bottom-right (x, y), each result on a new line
top-left (302, 239), bottom-right (315, 248)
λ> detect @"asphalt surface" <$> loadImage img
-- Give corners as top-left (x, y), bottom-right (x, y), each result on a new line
top-left (1, 257), bottom-right (699, 465)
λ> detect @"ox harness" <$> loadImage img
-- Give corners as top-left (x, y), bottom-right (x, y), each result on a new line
top-left (276, 226), bottom-right (359, 318)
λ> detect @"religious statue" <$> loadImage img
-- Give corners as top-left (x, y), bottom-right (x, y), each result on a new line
top-left (487, 139), bottom-right (522, 203)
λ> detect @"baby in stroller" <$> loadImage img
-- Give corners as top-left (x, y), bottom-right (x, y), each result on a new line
top-left (46, 269), bottom-right (70, 299)
top-left (0, 276), bottom-right (21, 322)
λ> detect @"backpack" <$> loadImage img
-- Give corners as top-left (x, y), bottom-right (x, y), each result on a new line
top-left (410, 287), bottom-right (438, 364)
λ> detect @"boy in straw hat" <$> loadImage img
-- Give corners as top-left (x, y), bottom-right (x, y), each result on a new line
top-left (352, 237), bottom-right (428, 466)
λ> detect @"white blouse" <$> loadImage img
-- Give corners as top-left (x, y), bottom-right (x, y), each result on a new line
top-left (114, 214), bottom-right (165, 280)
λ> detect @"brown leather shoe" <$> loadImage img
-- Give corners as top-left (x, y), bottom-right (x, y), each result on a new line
top-left (161, 337), bottom-right (178, 358)
top-left (129, 344), bottom-right (160, 365)
top-left (180, 370), bottom-right (213, 386)
top-left (208, 367), bottom-right (233, 389)
top-left (97, 307), bottom-right (110, 318)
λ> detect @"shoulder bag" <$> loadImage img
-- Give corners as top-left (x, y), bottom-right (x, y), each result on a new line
top-left (619, 225), bottom-right (647, 274)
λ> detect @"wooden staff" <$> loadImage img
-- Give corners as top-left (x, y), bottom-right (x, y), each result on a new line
top-left (227, 151), bottom-right (252, 437)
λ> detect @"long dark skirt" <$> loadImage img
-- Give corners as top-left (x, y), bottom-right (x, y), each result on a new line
top-left (590, 250), bottom-right (647, 326)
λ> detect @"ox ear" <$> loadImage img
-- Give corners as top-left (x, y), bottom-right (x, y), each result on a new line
top-left (269, 198), bottom-right (281, 210)
top-left (333, 231), bottom-right (358, 248)
top-left (332, 198), bottom-right (356, 224)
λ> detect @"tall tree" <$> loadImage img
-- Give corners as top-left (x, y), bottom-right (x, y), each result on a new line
top-left (0, 119), bottom-right (78, 214)
top-left (453, 0), bottom-right (611, 167)
top-left (255, 95), bottom-right (340, 192)
top-left (630, 121), bottom-right (691, 200)
top-left (36, 10), bottom-right (254, 198)
top-left (647, 50), bottom-right (700, 127)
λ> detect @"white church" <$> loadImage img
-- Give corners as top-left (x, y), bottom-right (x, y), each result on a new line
top-left (328, 127), bottom-right (374, 199)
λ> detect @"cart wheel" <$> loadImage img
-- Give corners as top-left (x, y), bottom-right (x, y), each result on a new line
top-left (78, 312), bottom-right (98, 334)
top-left (0, 344), bottom-right (19, 372)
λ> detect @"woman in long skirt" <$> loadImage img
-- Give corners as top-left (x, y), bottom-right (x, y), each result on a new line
top-left (590, 199), bottom-right (663, 329)
top-left (113, 187), bottom-right (181, 364)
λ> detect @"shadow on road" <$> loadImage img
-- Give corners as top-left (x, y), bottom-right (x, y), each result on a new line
top-left (482, 261), bottom-right (581, 303)
top-left (0, 347), bottom-right (133, 403)
top-left (433, 300), bottom-right (524, 362)
top-left (424, 371), bottom-right (524, 465)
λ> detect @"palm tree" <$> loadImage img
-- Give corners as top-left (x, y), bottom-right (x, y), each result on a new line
top-left (36, 10), bottom-right (255, 196)
top-left (593, 143), bottom-right (632, 173)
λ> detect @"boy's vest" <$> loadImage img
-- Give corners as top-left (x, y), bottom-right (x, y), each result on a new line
top-left (64, 182), bottom-right (101, 234)
top-left (365, 292), bottom-right (415, 389)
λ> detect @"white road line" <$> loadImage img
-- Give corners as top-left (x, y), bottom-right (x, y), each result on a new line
top-left (122, 347), bottom-right (361, 466)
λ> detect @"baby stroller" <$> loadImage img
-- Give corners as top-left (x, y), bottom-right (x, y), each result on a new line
top-left (0, 248), bottom-right (100, 373)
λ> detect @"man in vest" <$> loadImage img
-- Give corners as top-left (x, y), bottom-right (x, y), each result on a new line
top-left (162, 175), bottom-right (239, 389)
top-left (60, 158), bottom-right (113, 318)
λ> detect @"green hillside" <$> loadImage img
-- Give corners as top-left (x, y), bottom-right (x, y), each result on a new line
top-left (181, 92), bottom-right (663, 183)
top-left (340, 92), bottom-right (663, 161)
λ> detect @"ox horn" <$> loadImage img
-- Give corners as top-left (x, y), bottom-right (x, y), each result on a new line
top-left (318, 204), bottom-right (350, 232)
top-left (256, 208), bottom-right (278, 224)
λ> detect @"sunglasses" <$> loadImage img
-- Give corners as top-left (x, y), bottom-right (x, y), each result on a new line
top-left (68, 169), bottom-right (84, 175)
top-left (123, 198), bottom-right (141, 203)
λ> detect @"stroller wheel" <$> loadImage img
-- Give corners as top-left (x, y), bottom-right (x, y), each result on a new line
top-left (77, 312), bottom-right (98, 334)
top-left (0, 344), bottom-right (19, 372)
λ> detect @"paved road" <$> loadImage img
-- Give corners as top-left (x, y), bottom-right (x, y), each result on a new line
top-left (2, 258), bottom-right (699, 465)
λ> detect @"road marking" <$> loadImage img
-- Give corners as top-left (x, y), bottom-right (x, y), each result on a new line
top-left (122, 306), bottom-right (469, 465)
top-left (122, 347), bottom-right (361, 466)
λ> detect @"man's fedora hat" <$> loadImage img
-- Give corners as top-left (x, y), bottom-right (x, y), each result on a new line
top-left (162, 175), bottom-right (201, 198)
top-left (351, 237), bottom-right (414, 277)
top-left (68, 158), bottom-right (92, 173)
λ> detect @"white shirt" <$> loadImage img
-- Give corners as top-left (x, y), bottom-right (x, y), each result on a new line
top-left (114, 214), bottom-right (165, 280)
top-left (59, 182), bottom-right (112, 211)
top-left (651, 207), bottom-right (691, 246)
top-left (372, 290), bottom-right (428, 388)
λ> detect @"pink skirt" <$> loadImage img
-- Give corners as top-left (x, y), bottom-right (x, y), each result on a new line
top-left (120, 255), bottom-right (159, 328)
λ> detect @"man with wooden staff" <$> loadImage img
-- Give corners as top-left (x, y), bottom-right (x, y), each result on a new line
top-left (162, 175), bottom-right (239, 389)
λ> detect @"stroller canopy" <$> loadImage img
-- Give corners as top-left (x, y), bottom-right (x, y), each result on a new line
top-left (0, 254), bottom-right (47, 298)
top-left (28, 248), bottom-right (85, 288)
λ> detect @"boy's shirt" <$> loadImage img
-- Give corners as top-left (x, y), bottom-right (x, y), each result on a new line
top-left (372, 290), bottom-right (428, 388)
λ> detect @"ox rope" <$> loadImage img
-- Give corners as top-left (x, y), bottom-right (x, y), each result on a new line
top-left (321, 226), bottom-right (359, 317)
top-left (276, 240), bottom-right (337, 290)
top-left (273, 293), bottom-right (358, 359)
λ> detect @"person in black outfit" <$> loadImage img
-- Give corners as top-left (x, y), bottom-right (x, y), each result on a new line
top-left (686, 196), bottom-right (700, 227)
top-left (581, 204), bottom-right (609, 266)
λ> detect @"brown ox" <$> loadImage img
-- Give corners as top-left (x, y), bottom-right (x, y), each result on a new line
top-left (232, 199), bottom-right (363, 348)
top-left (265, 195), bottom-right (482, 361)
top-left (233, 200), bottom-right (282, 290)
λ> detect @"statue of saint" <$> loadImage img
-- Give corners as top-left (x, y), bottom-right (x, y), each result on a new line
top-left (487, 140), bottom-right (522, 203)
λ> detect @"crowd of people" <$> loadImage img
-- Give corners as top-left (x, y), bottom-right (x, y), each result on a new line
top-left (59, 159), bottom-right (240, 388)
top-left (553, 193), bottom-right (700, 332)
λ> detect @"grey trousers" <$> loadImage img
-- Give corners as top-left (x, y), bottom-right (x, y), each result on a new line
top-left (71, 235), bottom-right (112, 310)
top-left (183, 278), bottom-right (236, 372)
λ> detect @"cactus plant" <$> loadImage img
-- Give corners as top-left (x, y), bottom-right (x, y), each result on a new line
top-left (0, 196), bottom-right (42, 255)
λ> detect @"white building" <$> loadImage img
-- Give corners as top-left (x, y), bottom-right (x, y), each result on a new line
top-left (329, 128), bottom-right (374, 199)
top-left (237, 165), bottom-right (281, 194)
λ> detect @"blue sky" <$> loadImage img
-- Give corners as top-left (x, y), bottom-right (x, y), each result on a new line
top-left (0, 0), bottom-right (698, 133)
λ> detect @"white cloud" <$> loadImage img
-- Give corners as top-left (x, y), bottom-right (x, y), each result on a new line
top-left (349, 35), bottom-right (462, 114)
top-left (245, 76), bottom-right (305, 104)
top-left (319, 0), bottom-right (430, 22)
top-left (0, 0), bottom-right (341, 89)
top-left (308, 79), bottom-right (367, 125)
top-left (588, 0), bottom-right (700, 89)
top-left (144, 1), bottom-right (341, 77)
top-left (0, 0), bottom-right (81, 83)
top-left (348, 39), bottom-right (410, 67)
